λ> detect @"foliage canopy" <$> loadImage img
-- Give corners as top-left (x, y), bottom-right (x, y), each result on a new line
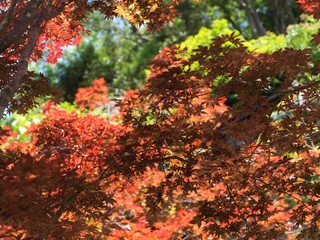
top-left (0, 0), bottom-right (320, 239)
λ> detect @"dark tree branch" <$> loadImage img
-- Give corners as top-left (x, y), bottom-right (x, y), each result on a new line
top-left (43, 0), bottom-right (69, 21)
top-left (275, 79), bottom-right (320, 95)
top-left (0, 18), bottom-right (42, 119)
top-left (33, 146), bottom-right (88, 159)
top-left (0, 0), bottom-right (38, 53)
top-left (0, 0), bottom-right (18, 35)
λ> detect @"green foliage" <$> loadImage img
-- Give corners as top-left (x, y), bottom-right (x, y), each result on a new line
top-left (180, 19), bottom-right (238, 51)
top-left (40, 5), bottom-right (223, 102)
top-left (42, 12), bottom-right (158, 101)
top-left (180, 17), bottom-right (320, 55)
top-left (285, 16), bottom-right (320, 49)
top-left (245, 32), bottom-right (286, 53)
top-left (1, 106), bottom-right (43, 142)
top-left (246, 16), bottom-right (320, 53)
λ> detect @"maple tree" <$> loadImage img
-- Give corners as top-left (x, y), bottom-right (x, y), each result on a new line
top-left (0, 0), bottom-right (320, 239)
top-left (115, 2), bottom-right (320, 237)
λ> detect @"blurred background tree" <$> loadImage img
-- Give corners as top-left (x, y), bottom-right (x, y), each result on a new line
top-left (41, 12), bottom-right (157, 101)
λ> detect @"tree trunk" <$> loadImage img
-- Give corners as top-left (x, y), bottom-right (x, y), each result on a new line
top-left (237, 0), bottom-right (266, 38)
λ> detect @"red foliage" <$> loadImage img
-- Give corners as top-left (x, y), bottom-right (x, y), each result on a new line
top-left (298, 0), bottom-right (320, 19)
top-left (115, 31), bottom-right (320, 238)
top-left (35, 5), bottom-right (85, 64)
top-left (75, 78), bottom-right (109, 110)
top-left (0, 0), bottom-right (320, 239)
top-left (0, 105), bottom-right (123, 238)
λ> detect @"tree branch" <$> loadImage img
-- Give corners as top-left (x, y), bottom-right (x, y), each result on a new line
top-left (0, 0), bottom-right (38, 53)
top-left (0, 18), bottom-right (42, 119)
top-left (43, 0), bottom-right (68, 21)
top-left (275, 79), bottom-right (320, 95)
top-left (0, 0), bottom-right (18, 35)
top-left (33, 146), bottom-right (88, 159)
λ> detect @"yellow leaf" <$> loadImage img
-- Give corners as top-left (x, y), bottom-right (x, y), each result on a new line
top-left (114, 5), bottom-right (126, 17)
top-left (296, 177), bottom-right (304, 183)
top-left (149, 3), bottom-right (158, 13)
top-left (27, 173), bottom-right (37, 180)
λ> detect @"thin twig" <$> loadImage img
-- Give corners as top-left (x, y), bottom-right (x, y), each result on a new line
top-left (275, 79), bottom-right (320, 95)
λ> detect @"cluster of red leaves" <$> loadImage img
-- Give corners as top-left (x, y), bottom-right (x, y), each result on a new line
top-left (35, 5), bottom-right (85, 64)
top-left (116, 30), bottom-right (320, 238)
top-left (75, 78), bottom-right (109, 110)
top-left (0, 35), bottom-right (319, 236)
top-left (298, 0), bottom-right (320, 18)
top-left (0, 101), bottom-right (215, 239)
top-left (0, 103), bottom-right (123, 238)
top-left (107, 168), bottom-right (205, 239)
top-left (0, 0), bottom-right (179, 63)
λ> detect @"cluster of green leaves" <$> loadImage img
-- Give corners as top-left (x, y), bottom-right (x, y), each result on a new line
top-left (182, 16), bottom-right (320, 54)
